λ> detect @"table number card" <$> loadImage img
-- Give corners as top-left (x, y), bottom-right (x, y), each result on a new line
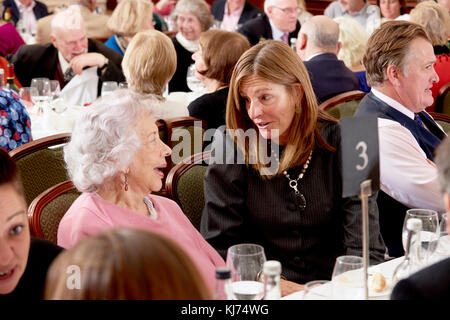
top-left (340, 116), bottom-right (380, 198)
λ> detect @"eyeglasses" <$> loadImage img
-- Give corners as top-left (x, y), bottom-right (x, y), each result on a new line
top-left (272, 6), bottom-right (300, 14)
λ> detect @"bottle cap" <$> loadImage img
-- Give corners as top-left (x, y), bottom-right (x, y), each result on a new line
top-left (407, 218), bottom-right (422, 232)
top-left (263, 260), bottom-right (281, 275)
top-left (215, 267), bottom-right (231, 279)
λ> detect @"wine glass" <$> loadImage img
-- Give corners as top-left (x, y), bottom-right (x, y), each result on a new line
top-left (434, 213), bottom-right (450, 261)
top-left (303, 280), bottom-right (331, 300)
top-left (30, 77), bottom-right (51, 115)
top-left (226, 243), bottom-right (266, 300)
top-left (402, 209), bottom-right (439, 265)
top-left (49, 80), bottom-right (61, 100)
top-left (101, 81), bottom-right (118, 97)
top-left (331, 255), bottom-right (364, 300)
top-left (119, 82), bottom-right (128, 89)
top-left (18, 87), bottom-right (38, 114)
top-left (186, 64), bottom-right (206, 93)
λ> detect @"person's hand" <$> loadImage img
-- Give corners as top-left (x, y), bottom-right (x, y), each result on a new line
top-left (69, 53), bottom-right (107, 75)
top-left (280, 278), bottom-right (304, 297)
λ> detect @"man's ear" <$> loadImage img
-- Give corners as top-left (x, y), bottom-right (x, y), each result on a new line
top-left (386, 64), bottom-right (402, 86)
top-left (299, 33), bottom-right (307, 50)
top-left (444, 192), bottom-right (450, 213)
top-left (336, 41), bottom-right (342, 55)
top-left (266, 6), bottom-right (273, 18)
top-left (50, 34), bottom-right (58, 49)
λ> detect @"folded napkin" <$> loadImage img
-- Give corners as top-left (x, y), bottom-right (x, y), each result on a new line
top-left (60, 67), bottom-right (99, 106)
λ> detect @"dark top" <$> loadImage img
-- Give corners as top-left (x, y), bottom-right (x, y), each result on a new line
top-left (303, 53), bottom-right (360, 104)
top-left (188, 87), bottom-right (228, 130)
top-left (391, 257), bottom-right (450, 299)
top-left (200, 122), bottom-right (385, 283)
top-left (211, 0), bottom-right (262, 25)
top-left (2, 0), bottom-right (48, 24)
top-left (168, 37), bottom-right (193, 93)
top-left (354, 92), bottom-right (445, 257)
top-left (0, 237), bottom-right (63, 300)
top-left (237, 14), bottom-right (300, 46)
top-left (11, 39), bottom-right (125, 95)
top-left (355, 71), bottom-right (370, 93)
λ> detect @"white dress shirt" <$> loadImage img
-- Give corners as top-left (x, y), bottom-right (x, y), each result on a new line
top-left (268, 19), bottom-right (286, 42)
top-left (372, 88), bottom-right (446, 213)
top-left (14, 0), bottom-right (37, 35)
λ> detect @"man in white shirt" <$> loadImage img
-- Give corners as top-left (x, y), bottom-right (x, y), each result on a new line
top-left (354, 21), bottom-right (447, 258)
top-left (3, 0), bottom-right (48, 35)
top-left (324, 0), bottom-right (379, 30)
top-left (237, 0), bottom-right (300, 46)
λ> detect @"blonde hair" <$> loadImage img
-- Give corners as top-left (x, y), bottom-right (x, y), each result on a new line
top-left (44, 228), bottom-right (211, 300)
top-left (334, 16), bottom-right (369, 68)
top-left (107, 0), bottom-right (154, 37)
top-left (410, 0), bottom-right (450, 46)
top-left (122, 30), bottom-right (177, 95)
top-left (227, 40), bottom-right (336, 176)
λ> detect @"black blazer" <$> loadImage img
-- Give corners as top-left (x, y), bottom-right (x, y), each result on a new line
top-left (211, 0), bottom-right (262, 25)
top-left (237, 14), bottom-right (300, 46)
top-left (303, 53), bottom-right (359, 104)
top-left (391, 257), bottom-right (450, 299)
top-left (11, 39), bottom-right (125, 95)
top-left (2, 0), bottom-right (48, 24)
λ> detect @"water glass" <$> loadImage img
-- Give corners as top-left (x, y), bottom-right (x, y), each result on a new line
top-left (101, 81), bottom-right (118, 97)
top-left (331, 255), bottom-right (364, 300)
top-left (434, 213), bottom-right (450, 261)
top-left (303, 280), bottom-right (331, 300)
top-left (119, 82), bottom-right (128, 89)
top-left (186, 64), bottom-right (206, 93)
top-left (226, 243), bottom-right (266, 300)
top-left (30, 77), bottom-right (51, 103)
top-left (49, 80), bottom-right (61, 101)
top-left (402, 209), bottom-right (439, 265)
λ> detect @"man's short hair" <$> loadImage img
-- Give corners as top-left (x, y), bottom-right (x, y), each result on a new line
top-left (363, 20), bottom-right (431, 87)
top-left (51, 8), bottom-right (85, 36)
top-left (301, 16), bottom-right (339, 51)
top-left (436, 137), bottom-right (450, 194)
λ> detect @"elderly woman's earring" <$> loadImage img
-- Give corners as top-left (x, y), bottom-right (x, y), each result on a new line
top-left (124, 174), bottom-right (129, 191)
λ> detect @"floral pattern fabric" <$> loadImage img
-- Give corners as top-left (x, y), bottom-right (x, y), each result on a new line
top-left (0, 88), bottom-right (32, 152)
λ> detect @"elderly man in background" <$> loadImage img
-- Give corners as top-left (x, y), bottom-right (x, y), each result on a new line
top-left (12, 9), bottom-right (124, 94)
top-left (211, 0), bottom-right (262, 32)
top-left (324, 0), bottom-right (379, 30)
top-left (237, 0), bottom-right (300, 46)
top-left (296, 15), bottom-right (359, 103)
top-left (353, 21), bottom-right (447, 258)
top-left (2, 0), bottom-right (48, 36)
top-left (35, 0), bottom-right (111, 44)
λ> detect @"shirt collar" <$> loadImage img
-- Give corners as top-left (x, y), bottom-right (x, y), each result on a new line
top-left (58, 50), bottom-right (70, 75)
top-left (224, 2), bottom-right (244, 17)
top-left (14, 0), bottom-right (36, 11)
top-left (340, 2), bottom-right (369, 16)
top-left (372, 87), bottom-right (415, 120)
top-left (269, 19), bottom-right (286, 41)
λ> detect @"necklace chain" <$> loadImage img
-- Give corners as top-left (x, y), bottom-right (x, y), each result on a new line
top-left (282, 150), bottom-right (313, 194)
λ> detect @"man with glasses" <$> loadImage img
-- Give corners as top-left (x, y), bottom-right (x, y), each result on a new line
top-left (237, 0), bottom-right (300, 46)
top-left (324, 0), bottom-right (379, 30)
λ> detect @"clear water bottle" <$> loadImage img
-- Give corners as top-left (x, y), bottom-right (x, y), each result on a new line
top-left (214, 267), bottom-right (232, 300)
top-left (392, 218), bottom-right (423, 283)
top-left (263, 260), bottom-right (281, 300)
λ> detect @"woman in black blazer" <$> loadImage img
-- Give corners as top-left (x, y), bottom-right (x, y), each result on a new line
top-left (200, 40), bottom-right (386, 284)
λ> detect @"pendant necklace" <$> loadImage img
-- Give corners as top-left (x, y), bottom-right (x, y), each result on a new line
top-left (282, 150), bottom-right (313, 210)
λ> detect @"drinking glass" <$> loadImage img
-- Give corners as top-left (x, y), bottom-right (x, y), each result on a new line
top-left (402, 209), bottom-right (439, 265)
top-left (303, 280), bottom-right (331, 300)
top-left (226, 243), bottom-right (266, 300)
top-left (119, 81), bottom-right (128, 89)
top-left (434, 213), bottom-right (450, 261)
top-left (19, 87), bottom-right (38, 113)
top-left (101, 81), bottom-right (118, 97)
top-left (30, 78), bottom-right (51, 104)
top-left (331, 255), bottom-right (364, 300)
top-left (49, 80), bottom-right (61, 101)
top-left (186, 64), bottom-right (206, 93)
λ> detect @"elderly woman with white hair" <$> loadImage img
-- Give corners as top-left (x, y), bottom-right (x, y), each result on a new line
top-left (57, 89), bottom-right (224, 295)
top-left (334, 16), bottom-right (370, 92)
top-left (167, 0), bottom-right (213, 93)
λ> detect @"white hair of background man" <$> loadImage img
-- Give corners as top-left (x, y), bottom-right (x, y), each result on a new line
top-left (50, 7), bottom-right (85, 36)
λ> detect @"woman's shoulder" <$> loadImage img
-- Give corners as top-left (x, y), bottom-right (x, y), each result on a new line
top-left (149, 194), bottom-right (183, 211)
